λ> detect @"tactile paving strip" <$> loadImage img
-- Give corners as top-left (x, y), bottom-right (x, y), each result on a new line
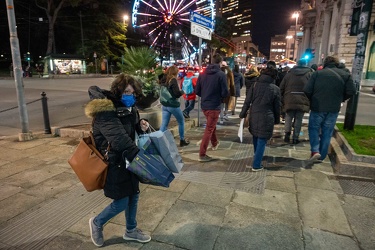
top-left (177, 136), bottom-right (266, 194)
top-left (339, 179), bottom-right (375, 198)
top-left (0, 186), bottom-right (107, 250)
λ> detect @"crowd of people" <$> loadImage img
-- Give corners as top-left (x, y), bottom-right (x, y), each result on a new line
top-left (85, 54), bottom-right (355, 247)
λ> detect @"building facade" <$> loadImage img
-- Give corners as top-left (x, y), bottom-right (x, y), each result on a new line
top-left (269, 35), bottom-right (287, 63)
top-left (299, 0), bottom-right (375, 84)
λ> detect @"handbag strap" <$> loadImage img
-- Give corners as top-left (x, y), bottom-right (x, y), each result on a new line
top-left (89, 131), bottom-right (110, 160)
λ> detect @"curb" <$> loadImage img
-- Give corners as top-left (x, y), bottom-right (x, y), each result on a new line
top-left (329, 129), bottom-right (375, 179)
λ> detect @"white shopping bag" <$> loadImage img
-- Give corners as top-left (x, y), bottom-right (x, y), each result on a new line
top-left (238, 118), bottom-right (244, 143)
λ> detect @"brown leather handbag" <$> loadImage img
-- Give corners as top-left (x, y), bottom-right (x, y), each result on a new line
top-left (68, 132), bottom-right (109, 192)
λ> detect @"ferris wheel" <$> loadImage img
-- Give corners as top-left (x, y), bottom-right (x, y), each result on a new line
top-left (132, 0), bottom-right (215, 60)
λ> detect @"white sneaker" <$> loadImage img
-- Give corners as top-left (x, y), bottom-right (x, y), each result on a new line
top-left (223, 115), bottom-right (229, 121)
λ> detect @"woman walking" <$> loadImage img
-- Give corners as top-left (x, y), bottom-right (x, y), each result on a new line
top-left (159, 65), bottom-right (190, 147)
top-left (239, 61), bottom-right (281, 171)
top-left (85, 74), bottom-right (151, 247)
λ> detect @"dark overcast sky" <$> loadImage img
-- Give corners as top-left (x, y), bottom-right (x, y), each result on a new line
top-left (251, 0), bottom-right (301, 56)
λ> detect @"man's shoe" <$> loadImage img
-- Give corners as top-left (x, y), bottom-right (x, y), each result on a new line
top-left (180, 139), bottom-right (190, 147)
top-left (89, 217), bottom-right (104, 247)
top-left (223, 115), bottom-right (229, 121)
top-left (252, 166), bottom-right (264, 172)
top-left (211, 141), bottom-right (220, 151)
top-left (199, 155), bottom-right (213, 162)
top-left (123, 228), bottom-right (151, 243)
top-left (309, 152), bottom-right (321, 162)
top-left (219, 120), bottom-right (224, 124)
top-left (182, 111), bottom-right (190, 119)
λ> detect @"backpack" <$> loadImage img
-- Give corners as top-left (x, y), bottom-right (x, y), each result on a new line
top-left (182, 76), bottom-right (194, 95)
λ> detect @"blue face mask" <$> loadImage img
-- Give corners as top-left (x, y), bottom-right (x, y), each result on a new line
top-left (121, 94), bottom-right (136, 107)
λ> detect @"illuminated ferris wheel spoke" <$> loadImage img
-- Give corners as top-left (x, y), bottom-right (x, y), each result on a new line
top-left (140, 20), bottom-right (162, 28)
top-left (140, 0), bottom-right (161, 13)
top-left (136, 13), bottom-right (159, 17)
top-left (171, 0), bottom-right (178, 13)
top-left (175, 1), bottom-right (196, 15)
top-left (148, 22), bottom-right (165, 36)
top-left (154, 0), bottom-right (166, 11)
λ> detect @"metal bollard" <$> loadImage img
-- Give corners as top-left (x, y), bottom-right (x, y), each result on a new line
top-left (41, 92), bottom-right (52, 134)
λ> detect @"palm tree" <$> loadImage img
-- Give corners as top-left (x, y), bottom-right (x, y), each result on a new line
top-left (119, 46), bottom-right (163, 108)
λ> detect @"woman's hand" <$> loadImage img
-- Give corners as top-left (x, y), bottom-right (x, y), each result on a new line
top-left (140, 119), bottom-right (150, 132)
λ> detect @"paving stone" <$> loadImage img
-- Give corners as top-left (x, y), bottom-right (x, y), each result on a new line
top-left (304, 227), bottom-right (359, 250)
top-left (233, 189), bottom-right (298, 217)
top-left (153, 200), bottom-right (226, 250)
top-left (341, 194), bottom-right (375, 250)
top-left (0, 183), bottom-right (22, 201)
top-left (0, 157), bottom-right (43, 179)
top-left (295, 170), bottom-right (333, 190)
top-left (265, 175), bottom-right (296, 193)
top-left (216, 203), bottom-right (303, 250)
top-left (179, 182), bottom-right (234, 208)
top-left (297, 186), bottom-right (352, 236)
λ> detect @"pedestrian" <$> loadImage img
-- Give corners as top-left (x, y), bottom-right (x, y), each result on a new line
top-left (280, 60), bottom-right (313, 144)
top-left (232, 64), bottom-right (244, 115)
top-left (244, 66), bottom-right (260, 97)
top-left (159, 65), bottom-right (190, 147)
top-left (85, 74), bottom-right (152, 247)
top-left (239, 61), bottom-right (281, 171)
top-left (195, 54), bottom-right (229, 162)
top-left (303, 56), bottom-right (355, 162)
top-left (180, 67), bottom-right (198, 119)
top-left (219, 61), bottom-right (235, 124)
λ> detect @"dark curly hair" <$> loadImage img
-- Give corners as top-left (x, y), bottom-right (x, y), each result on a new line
top-left (110, 73), bottom-right (143, 99)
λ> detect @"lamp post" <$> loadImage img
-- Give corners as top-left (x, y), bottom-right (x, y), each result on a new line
top-left (292, 11), bottom-right (299, 61)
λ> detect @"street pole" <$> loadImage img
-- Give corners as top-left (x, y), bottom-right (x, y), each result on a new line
top-left (5, 0), bottom-right (31, 140)
top-left (293, 12), bottom-right (299, 61)
top-left (344, 0), bottom-right (373, 130)
top-left (197, 37), bottom-right (202, 127)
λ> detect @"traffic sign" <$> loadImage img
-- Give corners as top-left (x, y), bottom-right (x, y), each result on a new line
top-left (191, 22), bottom-right (212, 40)
top-left (190, 11), bottom-right (214, 30)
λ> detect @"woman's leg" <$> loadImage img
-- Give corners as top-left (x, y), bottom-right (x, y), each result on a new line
top-left (95, 196), bottom-right (129, 227)
top-left (125, 193), bottom-right (139, 231)
top-left (170, 107), bottom-right (185, 140)
top-left (160, 106), bottom-right (172, 132)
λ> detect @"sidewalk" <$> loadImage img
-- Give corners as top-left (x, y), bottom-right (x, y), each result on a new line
top-left (0, 114), bottom-right (375, 250)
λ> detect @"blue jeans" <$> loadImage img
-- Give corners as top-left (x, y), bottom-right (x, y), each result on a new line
top-left (94, 193), bottom-right (139, 231)
top-left (160, 105), bottom-right (185, 140)
top-left (183, 99), bottom-right (195, 115)
top-left (308, 111), bottom-right (338, 160)
top-left (252, 136), bottom-right (267, 168)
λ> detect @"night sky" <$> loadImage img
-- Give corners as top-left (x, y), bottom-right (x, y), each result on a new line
top-left (251, 0), bottom-right (301, 56)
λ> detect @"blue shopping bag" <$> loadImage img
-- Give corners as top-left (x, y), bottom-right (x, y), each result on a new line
top-left (127, 147), bottom-right (175, 187)
top-left (139, 130), bottom-right (183, 173)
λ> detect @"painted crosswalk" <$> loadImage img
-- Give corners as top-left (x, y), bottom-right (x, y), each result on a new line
top-left (234, 97), bottom-right (346, 124)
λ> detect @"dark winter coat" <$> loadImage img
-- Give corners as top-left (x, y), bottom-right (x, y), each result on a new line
top-left (303, 63), bottom-right (356, 112)
top-left (196, 64), bottom-right (229, 110)
top-left (279, 66), bottom-right (313, 113)
top-left (244, 72), bottom-right (259, 97)
top-left (85, 86), bottom-right (146, 200)
top-left (240, 73), bottom-right (281, 139)
top-left (233, 71), bottom-right (244, 97)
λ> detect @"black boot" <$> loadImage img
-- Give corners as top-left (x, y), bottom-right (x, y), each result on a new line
top-left (180, 139), bottom-right (190, 147)
top-left (284, 132), bottom-right (291, 143)
top-left (292, 139), bottom-right (300, 144)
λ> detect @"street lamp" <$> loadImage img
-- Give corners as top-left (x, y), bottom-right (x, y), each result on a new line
top-left (292, 11), bottom-right (299, 61)
top-left (123, 15), bottom-right (129, 26)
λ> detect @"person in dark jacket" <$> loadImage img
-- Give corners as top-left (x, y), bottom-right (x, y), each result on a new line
top-left (244, 66), bottom-right (260, 96)
top-left (232, 64), bottom-right (244, 115)
top-left (160, 65), bottom-right (190, 147)
top-left (239, 61), bottom-right (281, 171)
top-left (196, 54), bottom-right (229, 162)
top-left (280, 60), bottom-right (313, 144)
top-left (304, 56), bottom-right (355, 162)
top-left (85, 74), bottom-right (151, 247)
